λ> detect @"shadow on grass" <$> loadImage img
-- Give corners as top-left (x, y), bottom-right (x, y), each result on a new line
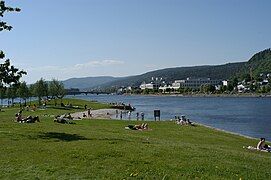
top-left (28, 132), bottom-right (132, 143)
top-left (37, 132), bottom-right (89, 142)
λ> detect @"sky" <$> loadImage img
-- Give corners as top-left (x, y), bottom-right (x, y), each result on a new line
top-left (1, 0), bottom-right (271, 83)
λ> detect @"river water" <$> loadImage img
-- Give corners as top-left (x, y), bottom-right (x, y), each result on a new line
top-left (68, 94), bottom-right (271, 141)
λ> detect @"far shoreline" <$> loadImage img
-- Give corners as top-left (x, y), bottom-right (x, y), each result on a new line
top-left (121, 93), bottom-right (271, 98)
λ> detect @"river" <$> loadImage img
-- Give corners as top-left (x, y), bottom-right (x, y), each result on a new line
top-left (68, 94), bottom-right (271, 141)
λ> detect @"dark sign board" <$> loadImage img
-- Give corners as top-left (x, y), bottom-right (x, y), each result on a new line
top-left (154, 110), bottom-right (160, 121)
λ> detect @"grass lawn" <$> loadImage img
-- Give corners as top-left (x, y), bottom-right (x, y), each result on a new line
top-left (0, 98), bottom-right (270, 179)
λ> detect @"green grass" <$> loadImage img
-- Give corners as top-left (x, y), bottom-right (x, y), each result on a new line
top-left (0, 98), bottom-right (270, 179)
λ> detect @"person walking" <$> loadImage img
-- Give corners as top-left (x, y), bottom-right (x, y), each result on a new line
top-left (141, 112), bottom-right (144, 121)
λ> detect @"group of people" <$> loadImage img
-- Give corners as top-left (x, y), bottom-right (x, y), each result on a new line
top-left (15, 110), bottom-right (40, 123)
top-left (175, 115), bottom-right (194, 126)
top-left (116, 110), bottom-right (145, 121)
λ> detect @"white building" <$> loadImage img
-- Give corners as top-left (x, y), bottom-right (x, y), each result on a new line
top-left (159, 85), bottom-right (172, 92)
top-left (172, 81), bottom-right (181, 89)
top-left (174, 78), bottom-right (222, 89)
top-left (222, 80), bottom-right (228, 86)
top-left (140, 82), bottom-right (154, 90)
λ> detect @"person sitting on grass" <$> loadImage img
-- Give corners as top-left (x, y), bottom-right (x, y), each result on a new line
top-left (176, 115), bottom-right (195, 126)
top-left (15, 112), bottom-right (23, 122)
top-left (125, 123), bottom-right (149, 130)
top-left (257, 138), bottom-right (271, 152)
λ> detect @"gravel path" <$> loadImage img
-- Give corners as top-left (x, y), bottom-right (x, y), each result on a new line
top-left (71, 109), bottom-right (118, 119)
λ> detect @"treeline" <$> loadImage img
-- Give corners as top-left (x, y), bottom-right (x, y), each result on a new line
top-left (0, 79), bottom-right (65, 107)
top-left (99, 62), bottom-right (244, 89)
top-left (123, 78), bottom-right (271, 95)
top-left (97, 49), bottom-right (271, 90)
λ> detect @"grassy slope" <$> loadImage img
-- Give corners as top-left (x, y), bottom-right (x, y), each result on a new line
top-left (0, 99), bottom-right (270, 179)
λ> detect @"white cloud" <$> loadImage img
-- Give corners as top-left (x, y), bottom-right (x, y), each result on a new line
top-left (75, 60), bottom-right (124, 68)
top-left (144, 64), bottom-right (158, 69)
top-left (22, 59), bottom-right (125, 83)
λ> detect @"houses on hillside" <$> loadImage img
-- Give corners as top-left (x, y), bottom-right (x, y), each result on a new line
top-left (116, 73), bottom-right (271, 94)
top-left (140, 77), bottom-right (224, 92)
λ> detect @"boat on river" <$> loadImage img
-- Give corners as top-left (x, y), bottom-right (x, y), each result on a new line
top-left (111, 103), bottom-right (136, 111)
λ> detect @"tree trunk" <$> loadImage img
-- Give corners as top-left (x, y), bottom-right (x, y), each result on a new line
top-left (38, 97), bottom-right (41, 106)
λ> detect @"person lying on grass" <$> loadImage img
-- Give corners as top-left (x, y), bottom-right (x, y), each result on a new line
top-left (54, 113), bottom-right (75, 124)
top-left (15, 111), bottom-right (40, 123)
top-left (125, 123), bottom-right (149, 130)
top-left (245, 137), bottom-right (271, 152)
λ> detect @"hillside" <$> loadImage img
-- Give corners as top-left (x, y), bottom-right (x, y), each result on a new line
top-left (62, 49), bottom-right (271, 89)
top-left (62, 76), bottom-right (122, 90)
top-left (99, 49), bottom-right (271, 88)
top-left (239, 48), bottom-right (271, 78)
top-left (99, 62), bottom-right (244, 88)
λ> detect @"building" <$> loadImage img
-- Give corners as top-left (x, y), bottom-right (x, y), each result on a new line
top-left (171, 81), bottom-right (181, 90)
top-left (174, 78), bottom-right (222, 89)
top-left (222, 80), bottom-right (228, 86)
top-left (159, 85), bottom-right (173, 92)
top-left (140, 82), bottom-right (155, 90)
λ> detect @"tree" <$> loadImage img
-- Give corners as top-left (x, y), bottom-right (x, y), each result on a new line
top-left (200, 84), bottom-right (215, 94)
top-left (232, 77), bottom-right (239, 88)
top-left (227, 84), bottom-right (234, 92)
top-left (0, 59), bottom-right (26, 87)
top-left (49, 79), bottom-right (66, 105)
top-left (178, 87), bottom-right (185, 94)
top-left (28, 84), bottom-right (35, 105)
top-left (33, 78), bottom-right (48, 106)
top-left (0, 1), bottom-right (21, 31)
top-left (1, 1), bottom-right (26, 88)
top-left (17, 82), bottom-right (29, 106)
top-left (0, 86), bottom-right (5, 106)
top-left (241, 73), bottom-right (251, 83)
top-left (5, 85), bottom-right (17, 106)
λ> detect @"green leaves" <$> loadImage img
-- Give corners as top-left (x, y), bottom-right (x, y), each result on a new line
top-left (0, 50), bottom-right (5, 59)
top-left (49, 79), bottom-right (66, 99)
top-left (0, 0), bottom-right (21, 31)
top-left (0, 1), bottom-right (26, 88)
top-left (0, 59), bottom-right (27, 87)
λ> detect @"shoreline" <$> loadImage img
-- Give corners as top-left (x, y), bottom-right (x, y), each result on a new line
top-left (122, 93), bottom-right (271, 98)
top-left (193, 122), bottom-right (260, 141)
top-left (71, 108), bottom-right (265, 142)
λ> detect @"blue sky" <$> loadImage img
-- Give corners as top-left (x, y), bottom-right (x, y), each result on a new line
top-left (1, 0), bottom-right (271, 83)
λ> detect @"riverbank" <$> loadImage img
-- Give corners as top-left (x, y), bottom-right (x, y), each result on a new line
top-left (1, 98), bottom-right (271, 179)
top-left (123, 92), bottom-right (271, 98)
top-left (68, 94), bottom-right (271, 141)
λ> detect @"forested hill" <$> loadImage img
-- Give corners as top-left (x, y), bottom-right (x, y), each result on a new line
top-left (99, 62), bottom-right (245, 88)
top-left (239, 48), bottom-right (271, 78)
top-left (63, 48), bottom-right (271, 89)
top-left (99, 48), bottom-right (271, 88)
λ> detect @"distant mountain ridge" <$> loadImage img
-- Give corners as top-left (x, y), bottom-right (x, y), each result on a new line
top-left (62, 48), bottom-right (271, 90)
top-left (99, 62), bottom-right (244, 88)
top-left (62, 76), bottom-right (122, 90)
